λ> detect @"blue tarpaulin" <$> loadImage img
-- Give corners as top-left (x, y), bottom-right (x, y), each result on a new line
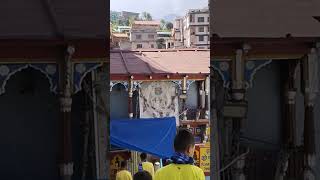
top-left (110, 117), bottom-right (176, 158)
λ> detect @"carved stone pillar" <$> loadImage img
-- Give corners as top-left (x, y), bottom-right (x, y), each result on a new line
top-left (59, 46), bottom-right (75, 180)
top-left (278, 61), bottom-right (298, 179)
top-left (93, 64), bottom-right (109, 179)
top-left (197, 81), bottom-right (202, 120)
top-left (182, 76), bottom-right (188, 120)
top-left (231, 49), bottom-right (246, 101)
top-left (205, 76), bottom-right (210, 119)
top-left (233, 157), bottom-right (246, 180)
top-left (302, 48), bottom-right (318, 180)
top-left (231, 48), bottom-right (247, 180)
top-left (128, 76), bottom-right (133, 118)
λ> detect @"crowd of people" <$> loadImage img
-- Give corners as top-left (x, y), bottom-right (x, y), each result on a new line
top-left (116, 128), bottom-right (205, 180)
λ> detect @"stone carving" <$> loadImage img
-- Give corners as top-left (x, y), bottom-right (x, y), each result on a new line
top-left (73, 63), bottom-right (103, 94)
top-left (60, 96), bottom-right (72, 112)
top-left (0, 63), bottom-right (59, 95)
top-left (110, 81), bottom-right (129, 92)
top-left (45, 64), bottom-right (57, 75)
top-left (244, 59), bottom-right (272, 88)
top-left (211, 60), bottom-right (231, 88)
top-left (139, 82), bottom-right (179, 125)
top-left (60, 162), bottom-right (74, 176)
top-left (0, 65), bottom-right (10, 76)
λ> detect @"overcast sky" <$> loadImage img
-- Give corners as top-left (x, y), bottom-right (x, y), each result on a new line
top-left (110, 0), bottom-right (208, 19)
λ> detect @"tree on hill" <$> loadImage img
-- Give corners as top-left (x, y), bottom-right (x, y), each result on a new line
top-left (166, 22), bottom-right (173, 30)
top-left (160, 19), bottom-right (166, 30)
top-left (140, 11), bottom-right (152, 21)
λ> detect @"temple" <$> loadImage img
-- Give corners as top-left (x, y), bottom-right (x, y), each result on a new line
top-left (109, 49), bottom-right (210, 178)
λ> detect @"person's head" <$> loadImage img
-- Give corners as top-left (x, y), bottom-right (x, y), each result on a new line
top-left (140, 153), bottom-right (147, 161)
top-left (174, 128), bottom-right (195, 157)
top-left (120, 161), bottom-right (127, 169)
top-left (133, 171), bottom-right (152, 180)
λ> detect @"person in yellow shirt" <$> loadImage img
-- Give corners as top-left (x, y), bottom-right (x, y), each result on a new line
top-left (116, 161), bottom-right (133, 180)
top-left (138, 153), bottom-right (154, 178)
top-left (154, 128), bottom-right (205, 180)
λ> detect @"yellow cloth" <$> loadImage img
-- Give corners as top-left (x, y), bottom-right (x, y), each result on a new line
top-left (116, 170), bottom-right (132, 180)
top-left (142, 162), bottom-right (155, 178)
top-left (154, 164), bottom-right (205, 180)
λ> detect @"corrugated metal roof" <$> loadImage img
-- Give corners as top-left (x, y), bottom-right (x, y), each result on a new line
top-left (110, 49), bottom-right (209, 79)
top-left (133, 21), bottom-right (161, 26)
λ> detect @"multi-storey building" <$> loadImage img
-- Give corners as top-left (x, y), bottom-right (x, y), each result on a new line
top-left (173, 8), bottom-right (210, 49)
top-left (173, 18), bottom-right (184, 48)
top-left (120, 11), bottom-right (139, 21)
top-left (130, 21), bottom-right (160, 49)
top-left (184, 8), bottom-right (209, 49)
top-left (157, 31), bottom-right (174, 49)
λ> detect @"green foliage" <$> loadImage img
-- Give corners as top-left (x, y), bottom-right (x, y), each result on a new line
top-left (140, 12), bottom-right (153, 21)
top-left (165, 22), bottom-right (174, 30)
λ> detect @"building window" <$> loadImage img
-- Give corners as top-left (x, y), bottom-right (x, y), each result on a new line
top-left (148, 34), bottom-right (155, 39)
top-left (198, 27), bottom-right (204, 32)
top-left (199, 36), bottom-right (204, 42)
top-left (151, 44), bottom-right (154, 48)
top-left (137, 44), bottom-right (142, 48)
top-left (207, 17), bottom-right (209, 22)
top-left (198, 17), bottom-right (204, 23)
top-left (136, 34), bottom-right (141, 39)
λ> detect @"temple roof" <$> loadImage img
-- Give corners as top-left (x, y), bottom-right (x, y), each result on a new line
top-left (110, 49), bottom-right (209, 80)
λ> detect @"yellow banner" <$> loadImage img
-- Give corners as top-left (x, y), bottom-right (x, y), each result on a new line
top-left (199, 146), bottom-right (210, 174)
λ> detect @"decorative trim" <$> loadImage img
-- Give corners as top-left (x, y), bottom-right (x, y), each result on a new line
top-left (73, 62), bottom-right (103, 94)
top-left (110, 81), bottom-right (129, 92)
top-left (172, 80), bottom-right (182, 90)
top-left (211, 60), bottom-right (231, 88)
top-left (59, 162), bottom-right (74, 176)
top-left (186, 80), bottom-right (196, 91)
top-left (244, 59), bottom-right (272, 89)
top-left (133, 81), bottom-right (143, 91)
top-left (0, 63), bottom-right (59, 95)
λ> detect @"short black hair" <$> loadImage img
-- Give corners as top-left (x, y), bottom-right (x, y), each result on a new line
top-left (140, 153), bottom-right (147, 161)
top-left (120, 161), bottom-right (127, 168)
top-left (133, 171), bottom-right (152, 180)
top-left (174, 128), bottom-right (195, 152)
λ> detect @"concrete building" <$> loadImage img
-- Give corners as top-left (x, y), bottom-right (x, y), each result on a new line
top-left (130, 21), bottom-right (160, 49)
top-left (173, 18), bottom-right (184, 48)
top-left (173, 8), bottom-right (210, 49)
top-left (111, 33), bottom-right (131, 50)
top-left (157, 31), bottom-right (174, 49)
top-left (117, 26), bottom-right (131, 34)
top-left (183, 8), bottom-right (209, 49)
top-left (120, 11), bottom-right (139, 21)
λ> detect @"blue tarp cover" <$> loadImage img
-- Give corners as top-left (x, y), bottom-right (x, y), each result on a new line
top-left (110, 117), bottom-right (176, 158)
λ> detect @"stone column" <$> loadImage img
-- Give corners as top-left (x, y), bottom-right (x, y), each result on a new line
top-left (205, 76), bottom-right (210, 119)
top-left (280, 61), bottom-right (297, 180)
top-left (128, 76), bottom-right (134, 118)
top-left (196, 81), bottom-right (202, 120)
top-left (93, 63), bottom-right (109, 179)
top-left (231, 48), bottom-right (247, 180)
top-left (302, 48), bottom-right (318, 180)
top-left (182, 76), bottom-right (188, 120)
top-left (59, 46), bottom-right (75, 180)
